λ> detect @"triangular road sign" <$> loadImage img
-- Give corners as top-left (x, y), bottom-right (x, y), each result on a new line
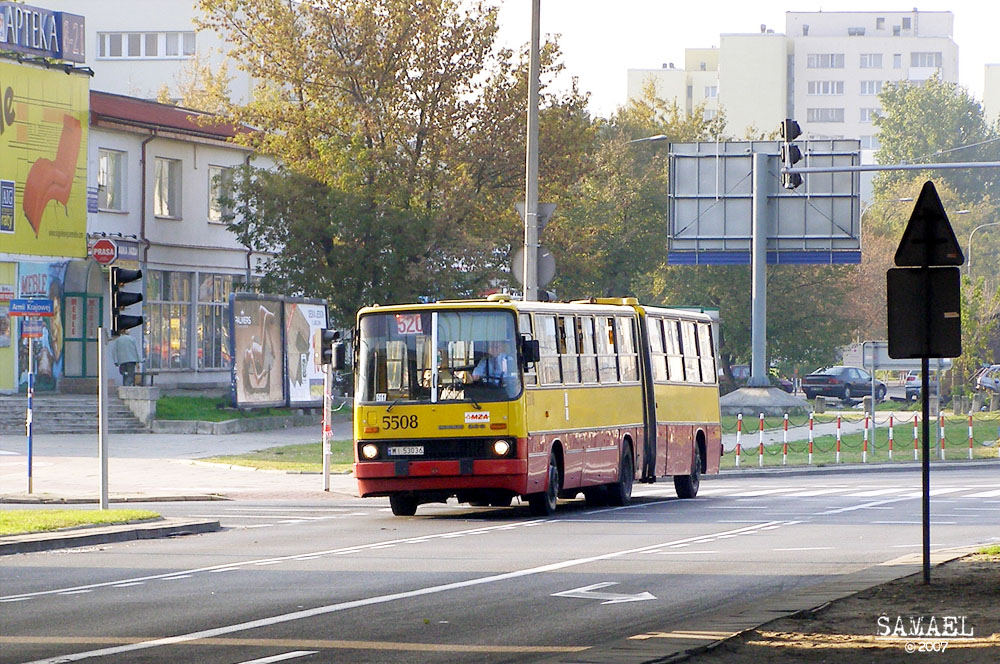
top-left (894, 181), bottom-right (964, 267)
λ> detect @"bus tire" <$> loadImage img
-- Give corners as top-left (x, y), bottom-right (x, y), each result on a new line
top-left (607, 445), bottom-right (634, 507)
top-left (389, 494), bottom-right (418, 516)
top-left (674, 444), bottom-right (702, 499)
top-left (529, 453), bottom-right (560, 516)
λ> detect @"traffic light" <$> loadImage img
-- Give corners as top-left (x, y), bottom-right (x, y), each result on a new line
top-left (779, 119), bottom-right (803, 190)
top-left (110, 267), bottom-right (143, 334)
top-left (318, 328), bottom-right (345, 369)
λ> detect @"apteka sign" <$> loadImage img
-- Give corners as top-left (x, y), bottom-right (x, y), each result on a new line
top-left (0, 2), bottom-right (85, 63)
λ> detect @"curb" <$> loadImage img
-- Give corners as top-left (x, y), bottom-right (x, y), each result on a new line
top-left (0, 518), bottom-right (221, 555)
top-left (710, 457), bottom-right (1000, 480)
top-left (0, 494), bottom-right (228, 504)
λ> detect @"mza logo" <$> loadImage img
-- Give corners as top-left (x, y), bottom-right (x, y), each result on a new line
top-left (465, 411), bottom-right (490, 424)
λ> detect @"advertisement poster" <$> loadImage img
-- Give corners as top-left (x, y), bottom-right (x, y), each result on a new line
top-left (17, 261), bottom-right (66, 392)
top-left (284, 299), bottom-right (328, 407)
top-left (0, 60), bottom-right (89, 258)
top-left (0, 303), bottom-right (9, 348)
top-left (230, 294), bottom-right (285, 408)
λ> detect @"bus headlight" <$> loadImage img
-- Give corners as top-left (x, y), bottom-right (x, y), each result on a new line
top-left (361, 443), bottom-right (379, 460)
top-left (492, 439), bottom-right (511, 457)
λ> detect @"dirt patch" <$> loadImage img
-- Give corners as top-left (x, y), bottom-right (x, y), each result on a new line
top-left (692, 554), bottom-right (1000, 663)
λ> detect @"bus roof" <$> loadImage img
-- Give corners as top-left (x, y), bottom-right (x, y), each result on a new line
top-left (357, 297), bottom-right (714, 323)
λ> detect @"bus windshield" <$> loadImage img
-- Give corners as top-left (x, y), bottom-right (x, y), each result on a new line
top-left (358, 309), bottom-right (521, 404)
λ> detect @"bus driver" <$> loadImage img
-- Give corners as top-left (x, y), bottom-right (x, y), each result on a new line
top-left (471, 340), bottom-right (516, 387)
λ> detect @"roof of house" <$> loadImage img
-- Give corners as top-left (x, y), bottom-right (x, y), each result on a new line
top-left (89, 90), bottom-right (249, 142)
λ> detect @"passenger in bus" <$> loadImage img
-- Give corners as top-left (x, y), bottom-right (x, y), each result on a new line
top-left (471, 340), bottom-right (516, 387)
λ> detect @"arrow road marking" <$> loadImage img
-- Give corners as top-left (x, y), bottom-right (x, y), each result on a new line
top-left (552, 582), bottom-right (656, 605)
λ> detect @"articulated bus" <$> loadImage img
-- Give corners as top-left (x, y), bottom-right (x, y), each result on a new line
top-left (351, 295), bottom-right (722, 516)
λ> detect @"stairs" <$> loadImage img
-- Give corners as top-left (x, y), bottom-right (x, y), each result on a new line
top-left (0, 393), bottom-right (148, 434)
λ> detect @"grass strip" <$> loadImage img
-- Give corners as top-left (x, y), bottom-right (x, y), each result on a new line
top-left (201, 439), bottom-right (355, 473)
top-left (0, 509), bottom-right (161, 536)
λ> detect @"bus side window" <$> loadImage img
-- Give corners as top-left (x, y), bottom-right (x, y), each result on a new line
top-left (617, 317), bottom-right (638, 382)
top-left (597, 316), bottom-right (619, 383)
top-left (519, 313), bottom-right (537, 386)
top-left (559, 315), bottom-right (580, 384)
top-left (680, 320), bottom-right (701, 383)
top-left (664, 319), bottom-right (684, 382)
top-left (538, 314), bottom-right (561, 385)
top-left (647, 317), bottom-right (667, 382)
top-left (697, 323), bottom-right (716, 384)
top-left (578, 316), bottom-right (598, 384)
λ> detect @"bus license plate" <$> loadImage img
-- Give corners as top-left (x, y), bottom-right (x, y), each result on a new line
top-left (388, 446), bottom-right (424, 456)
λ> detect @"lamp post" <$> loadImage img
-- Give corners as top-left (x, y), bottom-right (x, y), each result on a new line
top-left (966, 219), bottom-right (998, 279)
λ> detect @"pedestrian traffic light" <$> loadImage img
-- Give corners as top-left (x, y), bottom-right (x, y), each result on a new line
top-left (318, 328), bottom-right (345, 369)
top-left (779, 119), bottom-right (803, 190)
top-left (110, 267), bottom-right (143, 334)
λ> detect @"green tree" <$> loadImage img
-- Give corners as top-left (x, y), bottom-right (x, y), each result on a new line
top-left (874, 74), bottom-right (1000, 201)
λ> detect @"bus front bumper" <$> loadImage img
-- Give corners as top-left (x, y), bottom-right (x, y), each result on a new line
top-left (355, 458), bottom-right (529, 497)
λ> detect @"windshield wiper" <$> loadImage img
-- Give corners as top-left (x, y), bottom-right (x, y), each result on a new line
top-left (386, 397), bottom-right (404, 412)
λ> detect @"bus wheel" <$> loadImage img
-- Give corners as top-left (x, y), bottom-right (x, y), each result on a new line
top-left (389, 495), bottom-right (418, 516)
top-left (607, 446), bottom-right (634, 507)
top-left (674, 445), bottom-right (702, 499)
top-left (529, 453), bottom-right (560, 516)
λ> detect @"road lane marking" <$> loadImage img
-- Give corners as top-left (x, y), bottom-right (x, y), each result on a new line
top-left (965, 488), bottom-right (1000, 498)
top-left (773, 547), bottom-right (834, 551)
top-left (0, 520), bottom-right (548, 602)
top-left (655, 550), bottom-right (720, 555)
top-left (17, 522), bottom-right (790, 664)
top-left (237, 652), bottom-right (318, 664)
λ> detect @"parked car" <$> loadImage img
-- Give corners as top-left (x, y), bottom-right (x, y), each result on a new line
top-left (974, 365), bottom-right (1000, 393)
top-left (802, 366), bottom-right (886, 402)
top-left (904, 370), bottom-right (940, 401)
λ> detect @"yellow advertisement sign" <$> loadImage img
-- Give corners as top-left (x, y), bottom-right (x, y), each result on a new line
top-left (0, 60), bottom-right (88, 258)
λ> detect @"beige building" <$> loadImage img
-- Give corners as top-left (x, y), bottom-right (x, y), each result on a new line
top-left (984, 64), bottom-right (1000, 126)
top-left (627, 10), bottom-right (958, 148)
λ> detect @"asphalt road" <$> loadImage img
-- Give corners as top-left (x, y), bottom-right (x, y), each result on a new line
top-left (3, 466), bottom-right (999, 664)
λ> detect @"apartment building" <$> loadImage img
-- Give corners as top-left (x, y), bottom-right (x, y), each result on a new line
top-left (627, 10), bottom-right (958, 148)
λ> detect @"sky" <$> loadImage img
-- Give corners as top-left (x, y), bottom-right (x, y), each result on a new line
top-left (493, 1), bottom-right (1000, 118)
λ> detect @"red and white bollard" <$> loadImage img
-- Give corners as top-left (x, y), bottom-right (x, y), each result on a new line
top-left (782, 413), bottom-right (789, 466)
top-left (888, 414), bottom-right (894, 461)
top-left (735, 413), bottom-right (743, 468)
top-left (862, 414), bottom-right (869, 463)
top-left (913, 414), bottom-right (919, 461)
top-left (836, 414), bottom-right (842, 464)
top-left (807, 412), bottom-right (814, 465)
top-left (939, 412), bottom-right (946, 460)
top-left (758, 413), bottom-right (765, 468)
top-left (968, 413), bottom-right (974, 460)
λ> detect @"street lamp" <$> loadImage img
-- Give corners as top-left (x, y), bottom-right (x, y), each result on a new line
top-left (627, 134), bottom-right (668, 145)
top-left (967, 219), bottom-right (999, 279)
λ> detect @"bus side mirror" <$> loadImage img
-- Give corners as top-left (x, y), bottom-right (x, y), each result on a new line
top-left (521, 337), bottom-right (540, 365)
top-left (331, 342), bottom-right (346, 371)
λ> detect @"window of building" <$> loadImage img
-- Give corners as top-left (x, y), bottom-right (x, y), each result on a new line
top-left (702, 108), bottom-right (718, 121)
top-left (806, 107), bottom-right (845, 123)
top-left (876, 17), bottom-right (886, 30)
top-left (911, 52), bottom-right (943, 68)
top-left (98, 31), bottom-right (195, 59)
top-left (153, 157), bottom-right (182, 218)
top-left (806, 53), bottom-right (844, 69)
top-left (97, 149), bottom-right (126, 212)
top-left (860, 80), bottom-right (884, 96)
top-left (893, 53), bottom-right (902, 68)
top-left (146, 270), bottom-right (192, 370)
top-left (860, 107), bottom-right (881, 122)
top-left (847, 27), bottom-right (865, 36)
top-left (704, 85), bottom-right (717, 98)
top-left (901, 17), bottom-right (911, 30)
top-left (208, 166), bottom-right (234, 222)
top-left (197, 273), bottom-right (243, 370)
top-left (807, 80), bottom-right (844, 95)
top-left (860, 135), bottom-right (881, 150)
top-left (860, 53), bottom-right (883, 68)
top-left (893, 25), bottom-right (901, 37)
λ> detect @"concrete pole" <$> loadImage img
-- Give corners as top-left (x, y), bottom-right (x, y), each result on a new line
top-left (99, 326), bottom-right (109, 510)
top-left (748, 152), bottom-right (769, 387)
top-left (522, 0), bottom-right (540, 301)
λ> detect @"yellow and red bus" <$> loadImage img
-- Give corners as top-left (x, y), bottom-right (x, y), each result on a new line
top-left (351, 296), bottom-right (722, 516)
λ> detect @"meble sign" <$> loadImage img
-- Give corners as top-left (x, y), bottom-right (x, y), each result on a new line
top-left (0, 2), bottom-right (85, 63)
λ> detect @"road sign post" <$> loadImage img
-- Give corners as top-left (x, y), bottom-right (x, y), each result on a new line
top-left (886, 181), bottom-right (964, 585)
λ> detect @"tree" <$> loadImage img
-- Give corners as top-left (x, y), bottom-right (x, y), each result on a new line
top-left (155, 53), bottom-right (232, 114)
top-left (874, 74), bottom-right (1000, 201)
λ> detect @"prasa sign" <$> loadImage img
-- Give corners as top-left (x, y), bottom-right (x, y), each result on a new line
top-left (90, 238), bottom-right (117, 265)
